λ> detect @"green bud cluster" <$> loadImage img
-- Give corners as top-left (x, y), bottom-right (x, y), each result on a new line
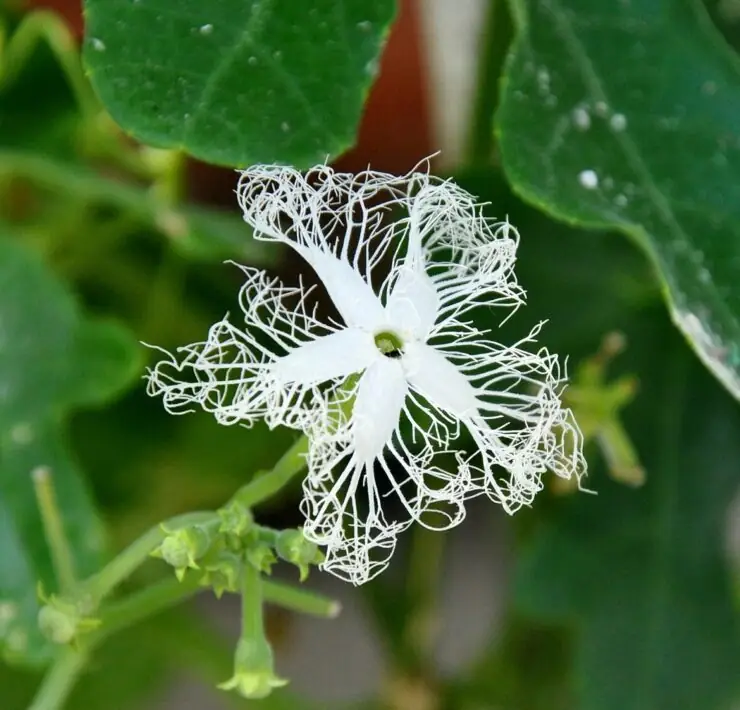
top-left (197, 547), bottom-right (242, 598)
top-left (150, 499), bottom-right (325, 601)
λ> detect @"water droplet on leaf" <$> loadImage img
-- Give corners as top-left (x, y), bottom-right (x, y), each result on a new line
top-left (578, 169), bottom-right (599, 189)
top-left (572, 107), bottom-right (591, 130)
top-left (609, 113), bottom-right (627, 131)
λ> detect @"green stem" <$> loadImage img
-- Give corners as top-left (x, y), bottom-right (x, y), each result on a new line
top-left (32, 467), bottom-right (77, 594)
top-left (83, 511), bottom-right (215, 604)
top-left (93, 573), bottom-right (341, 641)
top-left (234, 435), bottom-right (309, 508)
top-left (27, 648), bottom-right (88, 710)
top-left (94, 576), bottom-right (202, 642)
top-left (241, 563), bottom-right (264, 640)
top-left (464, 0), bottom-right (514, 166)
top-left (263, 579), bottom-right (340, 618)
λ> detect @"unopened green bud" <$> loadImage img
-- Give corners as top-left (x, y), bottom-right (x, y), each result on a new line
top-left (37, 599), bottom-right (100, 646)
top-left (246, 544), bottom-right (277, 575)
top-left (218, 636), bottom-right (287, 700)
top-left (38, 605), bottom-right (76, 645)
top-left (153, 525), bottom-right (213, 578)
top-left (218, 500), bottom-right (254, 538)
top-left (275, 529), bottom-right (324, 581)
top-left (200, 549), bottom-right (242, 598)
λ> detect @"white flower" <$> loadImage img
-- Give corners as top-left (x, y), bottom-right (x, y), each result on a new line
top-left (146, 162), bottom-right (586, 585)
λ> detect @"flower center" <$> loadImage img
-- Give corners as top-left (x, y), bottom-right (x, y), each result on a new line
top-left (374, 330), bottom-right (404, 359)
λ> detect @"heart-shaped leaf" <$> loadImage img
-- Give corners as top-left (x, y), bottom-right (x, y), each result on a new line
top-left (83, 0), bottom-right (396, 167)
top-left (497, 0), bottom-right (740, 401)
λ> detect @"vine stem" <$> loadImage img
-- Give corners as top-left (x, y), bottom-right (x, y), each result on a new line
top-left (27, 648), bottom-right (88, 710)
top-left (241, 563), bottom-right (264, 640)
top-left (27, 433), bottom-right (312, 710)
top-left (234, 434), bottom-right (309, 508)
top-left (83, 511), bottom-right (215, 604)
top-left (32, 467), bottom-right (77, 594)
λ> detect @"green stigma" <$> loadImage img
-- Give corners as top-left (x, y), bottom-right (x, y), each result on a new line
top-left (374, 331), bottom-right (404, 358)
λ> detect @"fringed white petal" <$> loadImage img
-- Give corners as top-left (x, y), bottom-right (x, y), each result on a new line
top-left (384, 265), bottom-right (439, 340)
top-left (145, 265), bottom-right (368, 432)
top-left (237, 165), bottom-right (400, 331)
top-left (147, 161), bottom-right (587, 585)
top-left (301, 371), bottom-right (471, 584)
top-left (419, 321), bottom-right (586, 513)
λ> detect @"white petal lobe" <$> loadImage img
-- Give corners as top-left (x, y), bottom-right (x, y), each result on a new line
top-left (352, 358), bottom-right (408, 461)
top-left (304, 248), bottom-right (387, 331)
top-left (403, 341), bottom-right (480, 416)
top-left (271, 328), bottom-right (379, 386)
top-left (385, 266), bottom-right (439, 339)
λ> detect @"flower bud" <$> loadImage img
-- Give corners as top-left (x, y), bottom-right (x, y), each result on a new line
top-left (246, 544), bottom-right (276, 575)
top-left (275, 529), bottom-right (324, 581)
top-left (37, 598), bottom-right (100, 645)
top-left (218, 500), bottom-right (254, 538)
top-left (199, 549), bottom-right (242, 598)
top-left (38, 605), bottom-right (77, 645)
top-left (218, 636), bottom-right (287, 700)
top-left (153, 525), bottom-right (213, 579)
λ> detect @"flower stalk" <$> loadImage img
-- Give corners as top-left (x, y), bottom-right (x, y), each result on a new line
top-left (32, 467), bottom-right (78, 595)
top-left (218, 563), bottom-right (288, 699)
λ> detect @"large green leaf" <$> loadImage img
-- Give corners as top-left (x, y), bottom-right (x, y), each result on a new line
top-left (514, 314), bottom-right (740, 710)
top-left (82, 0), bottom-right (396, 167)
top-left (0, 235), bottom-right (141, 666)
top-left (497, 0), bottom-right (740, 402)
top-left (452, 170), bottom-right (740, 710)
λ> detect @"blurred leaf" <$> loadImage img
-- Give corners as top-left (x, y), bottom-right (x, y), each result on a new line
top-left (514, 313), bottom-right (740, 710)
top-left (461, 620), bottom-right (573, 710)
top-left (83, 0), bottom-right (396, 167)
top-left (0, 9), bottom-right (82, 157)
top-left (497, 0), bottom-right (740, 402)
top-left (0, 149), bottom-right (279, 263)
top-left (0, 234), bottom-right (140, 666)
top-left (706, 0), bottom-right (740, 51)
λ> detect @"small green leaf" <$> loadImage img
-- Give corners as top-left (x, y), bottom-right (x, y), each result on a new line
top-left (83, 0), bottom-right (396, 167)
top-left (0, 234), bottom-right (140, 665)
top-left (497, 0), bottom-right (740, 401)
top-left (515, 316), bottom-right (740, 710)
